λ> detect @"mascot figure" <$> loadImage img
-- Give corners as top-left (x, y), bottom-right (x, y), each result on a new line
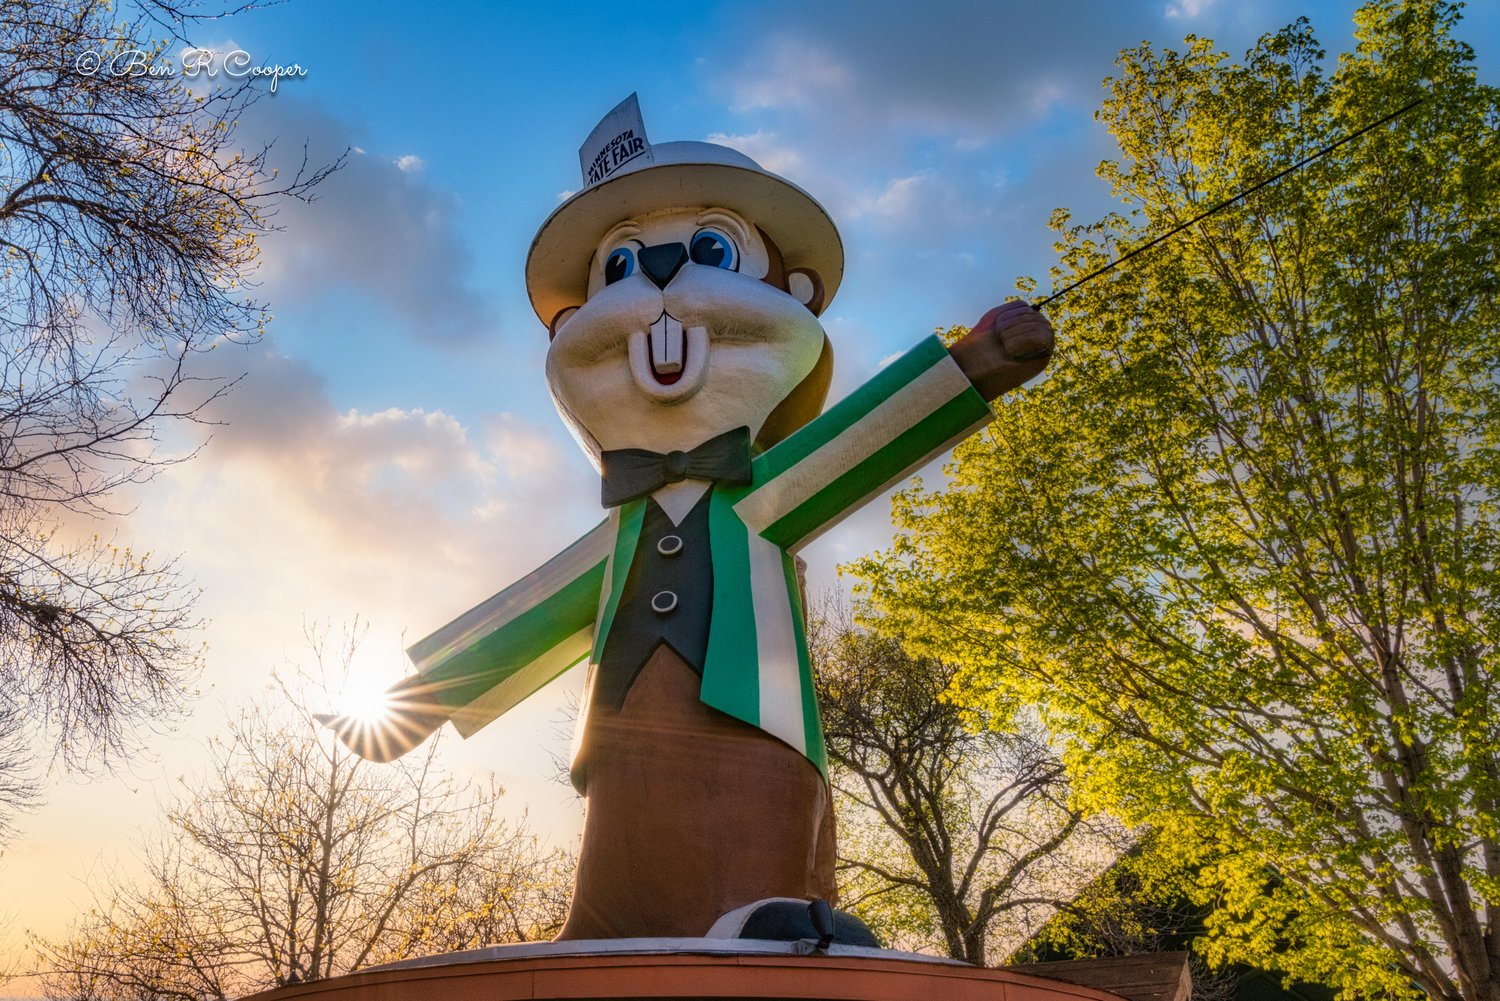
top-left (322, 95), bottom-right (1053, 942)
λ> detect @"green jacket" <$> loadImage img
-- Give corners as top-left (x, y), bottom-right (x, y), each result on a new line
top-left (402, 335), bottom-right (992, 777)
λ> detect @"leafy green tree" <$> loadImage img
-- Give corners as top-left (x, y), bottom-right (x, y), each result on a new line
top-left (810, 604), bottom-right (1117, 965)
top-left (1013, 840), bottom-right (1199, 964)
top-left (1011, 836), bottom-right (1244, 1001)
top-left (853, 3), bottom-right (1499, 1000)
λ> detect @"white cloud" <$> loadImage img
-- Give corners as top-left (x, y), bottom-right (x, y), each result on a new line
top-left (842, 169), bottom-right (1010, 246)
top-left (728, 36), bottom-right (853, 112)
top-left (1166, 0), bottom-right (1217, 19)
top-left (716, 3), bottom-right (1151, 141)
top-left (6, 331), bottom-right (599, 948)
top-left (239, 101), bottom-right (498, 344)
top-left (189, 341), bottom-right (596, 579)
top-left (862, 172), bottom-right (936, 220)
top-left (704, 131), bottom-right (804, 176)
top-left (686, 0), bottom-right (1172, 316)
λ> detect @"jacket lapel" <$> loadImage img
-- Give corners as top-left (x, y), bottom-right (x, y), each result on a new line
top-left (591, 499), bottom-right (646, 665)
top-left (701, 484), bottom-right (760, 725)
top-left (583, 486), bottom-right (828, 781)
top-left (701, 482), bottom-right (828, 778)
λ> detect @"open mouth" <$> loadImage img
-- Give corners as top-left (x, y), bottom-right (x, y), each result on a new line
top-left (627, 312), bottom-right (709, 402)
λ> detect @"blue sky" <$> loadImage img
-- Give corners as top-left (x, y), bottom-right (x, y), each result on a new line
top-left (3, 0), bottom-right (1497, 971)
top-left (204, 0), bottom-right (1499, 415)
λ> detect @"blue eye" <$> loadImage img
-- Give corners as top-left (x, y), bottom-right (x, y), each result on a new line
top-left (604, 247), bottom-right (636, 285)
top-left (690, 229), bottom-right (737, 270)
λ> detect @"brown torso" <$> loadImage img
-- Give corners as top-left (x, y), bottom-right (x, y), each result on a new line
top-left (560, 644), bottom-right (836, 939)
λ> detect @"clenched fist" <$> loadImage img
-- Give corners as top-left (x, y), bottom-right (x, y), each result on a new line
top-left (948, 300), bottom-right (1054, 400)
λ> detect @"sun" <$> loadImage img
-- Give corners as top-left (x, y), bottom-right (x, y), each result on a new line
top-left (337, 673), bottom-right (394, 724)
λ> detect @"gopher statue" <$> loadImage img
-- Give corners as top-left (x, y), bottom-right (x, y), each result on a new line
top-left (321, 94), bottom-right (1053, 942)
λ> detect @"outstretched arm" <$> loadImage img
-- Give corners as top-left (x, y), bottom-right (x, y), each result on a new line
top-left (318, 518), bottom-right (613, 762)
top-left (735, 304), bottom-right (1054, 554)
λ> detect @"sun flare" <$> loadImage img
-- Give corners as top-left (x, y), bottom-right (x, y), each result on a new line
top-left (338, 675), bottom-right (394, 723)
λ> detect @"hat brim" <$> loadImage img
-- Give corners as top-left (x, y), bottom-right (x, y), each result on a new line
top-left (525, 160), bottom-right (844, 326)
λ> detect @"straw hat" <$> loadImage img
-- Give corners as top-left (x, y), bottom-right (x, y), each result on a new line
top-left (525, 95), bottom-right (844, 326)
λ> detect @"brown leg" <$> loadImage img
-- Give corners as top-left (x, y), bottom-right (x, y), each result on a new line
top-left (559, 646), bottom-right (834, 939)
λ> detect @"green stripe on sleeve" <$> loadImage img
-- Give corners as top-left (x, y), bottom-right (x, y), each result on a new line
top-left (753, 335), bottom-right (953, 482)
top-left (762, 388), bottom-right (991, 549)
top-left (418, 560), bottom-right (607, 710)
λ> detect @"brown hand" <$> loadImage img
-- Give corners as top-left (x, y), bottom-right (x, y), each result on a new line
top-left (948, 300), bottom-right (1055, 401)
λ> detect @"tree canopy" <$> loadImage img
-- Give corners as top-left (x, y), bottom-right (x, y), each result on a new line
top-left (0, 0), bottom-right (334, 795)
top-left (853, 3), bottom-right (1499, 999)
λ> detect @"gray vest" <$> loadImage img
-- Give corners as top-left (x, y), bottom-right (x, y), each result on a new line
top-left (593, 490), bottom-right (714, 710)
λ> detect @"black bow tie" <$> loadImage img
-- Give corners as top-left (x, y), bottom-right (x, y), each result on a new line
top-left (600, 426), bottom-right (753, 507)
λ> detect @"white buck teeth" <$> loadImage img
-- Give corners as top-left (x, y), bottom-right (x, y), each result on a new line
top-left (626, 321), bottom-right (710, 403)
top-left (649, 312), bottom-right (684, 373)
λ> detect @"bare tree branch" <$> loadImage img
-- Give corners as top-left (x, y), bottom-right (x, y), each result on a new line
top-left (0, 0), bottom-right (339, 800)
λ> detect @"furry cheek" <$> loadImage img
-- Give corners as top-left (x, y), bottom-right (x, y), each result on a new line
top-left (549, 276), bottom-right (663, 368)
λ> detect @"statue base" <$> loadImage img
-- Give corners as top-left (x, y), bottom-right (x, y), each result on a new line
top-left (242, 939), bottom-right (1189, 1001)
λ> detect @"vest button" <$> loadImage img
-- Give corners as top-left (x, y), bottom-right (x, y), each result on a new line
top-left (657, 534), bottom-right (684, 557)
top-left (651, 591), bottom-right (679, 615)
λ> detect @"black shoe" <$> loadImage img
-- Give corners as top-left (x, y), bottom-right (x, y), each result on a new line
top-left (706, 897), bottom-right (881, 948)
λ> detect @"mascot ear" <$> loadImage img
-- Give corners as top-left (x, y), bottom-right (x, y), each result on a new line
top-left (757, 335), bottom-right (833, 450)
top-left (549, 305), bottom-right (580, 341)
top-left (755, 226), bottom-right (827, 316)
top-left (786, 268), bottom-right (825, 315)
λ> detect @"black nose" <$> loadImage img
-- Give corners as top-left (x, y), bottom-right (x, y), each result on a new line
top-left (639, 242), bottom-right (688, 289)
